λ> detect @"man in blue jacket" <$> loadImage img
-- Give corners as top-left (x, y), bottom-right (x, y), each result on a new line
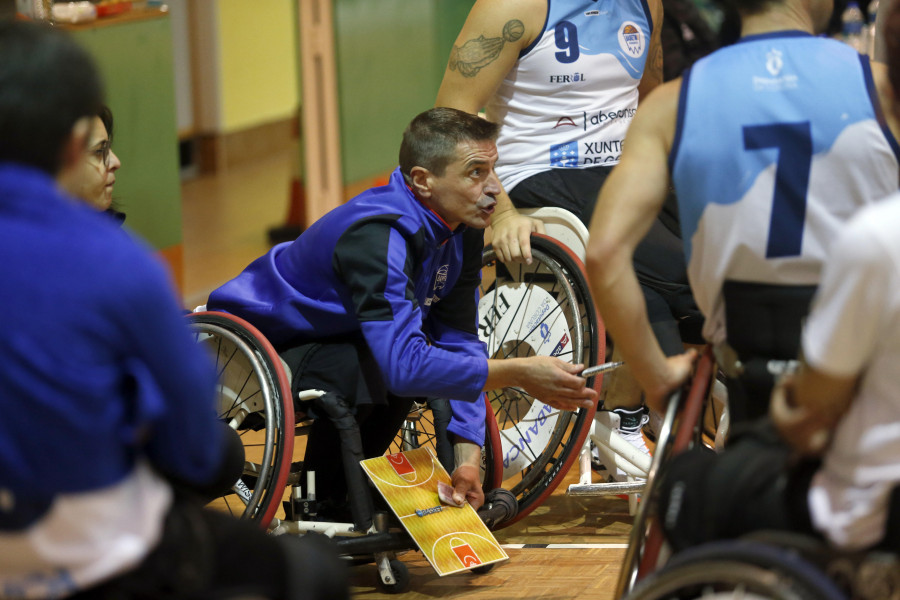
top-left (209, 107), bottom-right (597, 513)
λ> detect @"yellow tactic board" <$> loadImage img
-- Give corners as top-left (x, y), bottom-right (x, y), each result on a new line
top-left (361, 448), bottom-right (508, 576)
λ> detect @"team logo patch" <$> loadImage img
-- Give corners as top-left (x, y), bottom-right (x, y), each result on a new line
top-left (618, 22), bottom-right (645, 58)
top-left (433, 264), bottom-right (448, 290)
top-left (550, 141), bottom-right (578, 167)
top-left (766, 48), bottom-right (783, 76)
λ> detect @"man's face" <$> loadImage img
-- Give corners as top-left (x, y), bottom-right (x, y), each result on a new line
top-left (424, 139), bottom-right (501, 230)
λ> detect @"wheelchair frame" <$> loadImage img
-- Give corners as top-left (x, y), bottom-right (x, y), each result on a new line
top-left (187, 310), bottom-right (516, 593)
top-left (617, 349), bottom-right (900, 600)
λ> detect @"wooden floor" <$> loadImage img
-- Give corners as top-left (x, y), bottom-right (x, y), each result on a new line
top-left (180, 149), bottom-right (633, 600)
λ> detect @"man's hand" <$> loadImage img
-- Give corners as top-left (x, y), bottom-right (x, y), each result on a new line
top-left (644, 349), bottom-right (698, 414)
top-left (450, 440), bottom-right (484, 509)
top-left (517, 356), bottom-right (598, 411)
top-left (489, 208), bottom-right (545, 264)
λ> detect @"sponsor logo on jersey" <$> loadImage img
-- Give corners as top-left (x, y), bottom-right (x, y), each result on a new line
top-left (548, 72), bottom-right (587, 84)
top-left (583, 139), bottom-right (624, 164)
top-left (753, 48), bottom-right (797, 91)
top-left (583, 108), bottom-right (636, 129)
top-left (550, 141), bottom-right (578, 167)
top-left (618, 22), bottom-right (645, 58)
top-left (554, 116), bottom-right (578, 128)
top-left (584, 9), bottom-right (601, 16)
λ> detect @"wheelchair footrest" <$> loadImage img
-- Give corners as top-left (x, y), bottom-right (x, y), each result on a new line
top-left (567, 481), bottom-right (645, 496)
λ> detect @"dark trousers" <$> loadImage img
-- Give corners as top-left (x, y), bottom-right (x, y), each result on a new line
top-left (721, 281), bottom-right (817, 424)
top-left (280, 337), bottom-right (413, 516)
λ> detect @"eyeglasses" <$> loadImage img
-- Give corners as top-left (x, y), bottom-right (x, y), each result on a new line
top-left (89, 140), bottom-right (112, 168)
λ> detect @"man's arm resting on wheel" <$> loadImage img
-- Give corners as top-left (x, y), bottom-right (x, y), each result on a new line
top-left (488, 193), bottom-right (546, 265)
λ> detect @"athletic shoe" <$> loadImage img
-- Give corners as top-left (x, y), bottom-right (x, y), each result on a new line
top-left (590, 406), bottom-right (650, 482)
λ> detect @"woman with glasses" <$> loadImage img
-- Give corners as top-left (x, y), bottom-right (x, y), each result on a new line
top-left (59, 105), bottom-right (123, 219)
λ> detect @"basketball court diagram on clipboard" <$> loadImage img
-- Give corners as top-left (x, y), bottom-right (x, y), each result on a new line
top-left (361, 448), bottom-right (508, 576)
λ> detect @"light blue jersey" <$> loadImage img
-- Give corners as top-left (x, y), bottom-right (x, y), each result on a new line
top-left (670, 31), bottom-right (900, 343)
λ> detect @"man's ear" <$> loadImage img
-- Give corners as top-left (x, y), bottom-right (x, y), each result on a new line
top-left (409, 166), bottom-right (433, 198)
top-left (58, 117), bottom-right (91, 174)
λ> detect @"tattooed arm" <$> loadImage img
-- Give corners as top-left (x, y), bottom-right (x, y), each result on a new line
top-left (436, 0), bottom-right (544, 113)
top-left (638, 0), bottom-right (665, 101)
top-left (436, 0), bottom-right (547, 264)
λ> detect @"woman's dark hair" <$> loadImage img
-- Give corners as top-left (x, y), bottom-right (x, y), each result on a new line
top-left (98, 104), bottom-right (114, 144)
top-left (399, 107), bottom-right (500, 182)
top-left (0, 21), bottom-right (103, 175)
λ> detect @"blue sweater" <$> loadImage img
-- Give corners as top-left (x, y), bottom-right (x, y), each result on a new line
top-left (0, 164), bottom-right (222, 503)
top-left (209, 168), bottom-right (488, 444)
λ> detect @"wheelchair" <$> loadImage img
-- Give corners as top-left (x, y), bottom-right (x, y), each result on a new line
top-left (187, 310), bottom-right (517, 593)
top-left (479, 207), bottom-right (728, 525)
top-left (616, 348), bottom-right (900, 600)
top-left (477, 227), bottom-right (604, 526)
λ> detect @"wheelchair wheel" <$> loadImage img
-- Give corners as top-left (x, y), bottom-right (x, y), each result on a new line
top-left (617, 348), bottom-right (717, 598)
top-left (387, 398), bottom-right (453, 472)
top-left (187, 311), bottom-right (294, 528)
top-left (479, 233), bottom-right (603, 527)
top-left (626, 540), bottom-right (848, 600)
top-left (388, 395), bottom-right (500, 481)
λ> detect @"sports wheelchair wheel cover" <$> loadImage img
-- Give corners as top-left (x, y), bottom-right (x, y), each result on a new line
top-left (479, 234), bottom-right (604, 527)
top-left (188, 311), bottom-right (294, 528)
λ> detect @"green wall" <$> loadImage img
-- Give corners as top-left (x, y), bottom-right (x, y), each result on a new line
top-left (332, 0), bottom-right (474, 184)
top-left (72, 16), bottom-right (182, 251)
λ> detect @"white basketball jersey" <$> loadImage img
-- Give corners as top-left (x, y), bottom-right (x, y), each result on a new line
top-left (670, 31), bottom-right (900, 344)
top-left (803, 195), bottom-right (900, 549)
top-left (486, 0), bottom-right (653, 191)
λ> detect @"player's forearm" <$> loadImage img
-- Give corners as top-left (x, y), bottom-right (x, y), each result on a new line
top-left (587, 251), bottom-right (670, 405)
top-left (791, 364), bottom-right (857, 431)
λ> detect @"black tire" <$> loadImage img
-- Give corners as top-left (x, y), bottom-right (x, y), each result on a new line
top-left (187, 312), bottom-right (294, 528)
top-left (626, 540), bottom-right (848, 600)
top-left (377, 559), bottom-right (411, 594)
top-left (479, 234), bottom-right (604, 528)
